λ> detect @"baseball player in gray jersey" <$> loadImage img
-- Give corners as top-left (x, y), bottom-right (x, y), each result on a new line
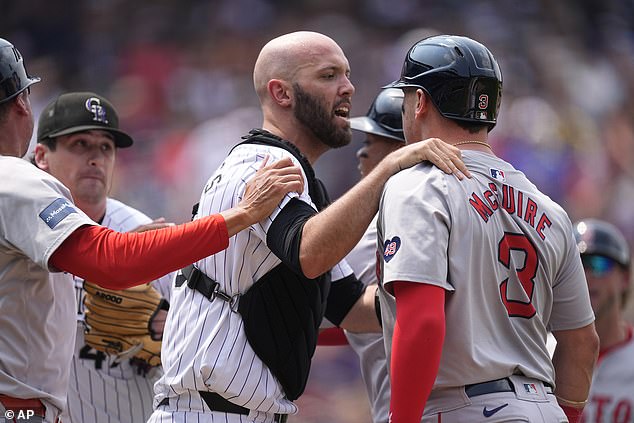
top-left (0, 37), bottom-right (303, 423)
top-left (573, 219), bottom-right (634, 423)
top-left (33, 92), bottom-right (175, 423)
top-left (343, 87), bottom-right (405, 423)
top-left (150, 31), bottom-right (470, 423)
top-left (378, 35), bottom-right (599, 423)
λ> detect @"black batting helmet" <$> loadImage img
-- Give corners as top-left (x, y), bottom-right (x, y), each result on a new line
top-left (386, 35), bottom-right (502, 129)
top-left (0, 38), bottom-right (40, 104)
top-left (573, 219), bottom-right (631, 269)
top-left (350, 88), bottom-right (405, 142)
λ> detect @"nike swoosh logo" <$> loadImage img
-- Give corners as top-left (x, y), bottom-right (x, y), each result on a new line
top-left (483, 403), bottom-right (509, 417)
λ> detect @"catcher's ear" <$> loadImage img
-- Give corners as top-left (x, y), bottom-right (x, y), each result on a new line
top-left (268, 79), bottom-right (292, 108)
top-left (33, 144), bottom-right (50, 171)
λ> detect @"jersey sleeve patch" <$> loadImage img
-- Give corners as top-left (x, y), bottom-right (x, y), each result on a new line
top-left (383, 236), bottom-right (401, 262)
top-left (39, 198), bottom-right (77, 229)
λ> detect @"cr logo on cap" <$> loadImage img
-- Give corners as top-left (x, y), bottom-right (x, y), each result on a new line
top-left (85, 97), bottom-right (108, 124)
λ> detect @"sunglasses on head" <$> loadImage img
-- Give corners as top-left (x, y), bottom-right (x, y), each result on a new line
top-left (581, 254), bottom-right (616, 277)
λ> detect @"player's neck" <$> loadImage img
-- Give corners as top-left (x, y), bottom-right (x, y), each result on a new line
top-left (76, 199), bottom-right (107, 223)
top-left (419, 123), bottom-right (493, 154)
top-left (261, 121), bottom-right (328, 165)
top-left (446, 130), bottom-right (491, 153)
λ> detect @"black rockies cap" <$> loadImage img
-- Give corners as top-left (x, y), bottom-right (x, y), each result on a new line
top-left (37, 92), bottom-right (133, 148)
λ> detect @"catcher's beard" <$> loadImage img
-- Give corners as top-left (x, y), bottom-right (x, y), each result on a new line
top-left (292, 83), bottom-right (351, 149)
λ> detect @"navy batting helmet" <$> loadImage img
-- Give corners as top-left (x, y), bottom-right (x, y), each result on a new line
top-left (386, 35), bottom-right (502, 129)
top-left (574, 219), bottom-right (631, 269)
top-left (0, 38), bottom-right (40, 104)
top-left (350, 88), bottom-right (405, 142)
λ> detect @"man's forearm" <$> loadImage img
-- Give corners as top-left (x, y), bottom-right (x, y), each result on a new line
top-left (552, 324), bottom-right (599, 404)
top-left (300, 163), bottom-right (392, 278)
top-left (338, 285), bottom-right (382, 333)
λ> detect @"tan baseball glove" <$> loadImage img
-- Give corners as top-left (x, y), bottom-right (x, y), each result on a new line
top-left (83, 282), bottom-right (168, 367)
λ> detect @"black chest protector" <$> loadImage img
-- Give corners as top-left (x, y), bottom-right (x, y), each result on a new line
top-left (233, 129), bottom-right (331, 400)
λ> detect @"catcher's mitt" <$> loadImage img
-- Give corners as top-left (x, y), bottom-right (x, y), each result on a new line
top-left (83, 282), bottom-right (168, 367)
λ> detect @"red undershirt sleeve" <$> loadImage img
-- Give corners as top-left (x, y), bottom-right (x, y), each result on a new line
top-left (317, 327), bottom-right (349, 346)
top-left (560, 404), bottom-right (583, 423)
top-left (49, 214), bottom-right (229, 289)
top-left (389, 281), bottom-right (445, 423)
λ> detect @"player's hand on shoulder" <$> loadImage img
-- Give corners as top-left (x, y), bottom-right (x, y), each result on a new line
top-left (130, 218), bottom-right (175, 233)
top-left (383, 138), bottom-right (471, 180)
top-left (239, 155), bottom-right (304, 222)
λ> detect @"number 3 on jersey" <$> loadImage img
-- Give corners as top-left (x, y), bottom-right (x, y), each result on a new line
top-left (497, 232), bottom-right (537, 318)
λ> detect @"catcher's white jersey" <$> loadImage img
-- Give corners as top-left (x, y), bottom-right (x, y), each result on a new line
top-left (0, 156), bottom-right (95, 417)
top-left (378, 151), bottom-right (595, 389)
top-left (344, 215), bottom-right (390, 423)
top-left (65, 198), bottom-right (173, 423)
top-left (582, 325), bottom-right (634, 423)
top-left (151, 143), bottom-right (353, 421)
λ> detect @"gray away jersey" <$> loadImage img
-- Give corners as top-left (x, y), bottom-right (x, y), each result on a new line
top-left (153, 143), bottom-right (353, 417)
top-left (378, 150), bottom-right (594, 388)
top-left (0, 156), bottom-right (95, 415)
top-left (65, 198), bottom-right (173, 423)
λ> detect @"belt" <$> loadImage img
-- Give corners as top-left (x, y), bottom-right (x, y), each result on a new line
top-left (159, 393), bottom-right (288, 423)
top-left (0, 395), bottom-right (60, 422)
top-left (464, 378), bottom-right (553, 398)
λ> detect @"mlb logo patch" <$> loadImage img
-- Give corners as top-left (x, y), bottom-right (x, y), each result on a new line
top-left (523, 383), bottom-right (539, 395)
top-left (490, 168), bottom-right (506, 182)
top-left (39, 198), bottom-right (77, 229)
top-left (383, 237), bottom-right (401, 263)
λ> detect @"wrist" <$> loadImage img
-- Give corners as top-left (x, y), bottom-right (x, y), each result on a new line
top-left (556, 395), bottom-right (588, 407)
top-left (378, 153), bottom-right (402, 177)
top-left (559, 404), bottom-right (584, 423)
top-left (220, 206), bottom-right (251, 237)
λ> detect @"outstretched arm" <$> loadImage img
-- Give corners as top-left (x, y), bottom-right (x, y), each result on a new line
top-left (50, 158), bottom-right (303, 289)
top-left (300, 138), bottom-right (469, 279)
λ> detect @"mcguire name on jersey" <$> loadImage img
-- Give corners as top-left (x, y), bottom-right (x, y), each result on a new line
top-left (469, 182), bottom-right (553, 241)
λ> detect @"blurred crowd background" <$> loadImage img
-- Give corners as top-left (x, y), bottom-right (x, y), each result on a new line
top-left (6, 0), bottom-right (634, 421)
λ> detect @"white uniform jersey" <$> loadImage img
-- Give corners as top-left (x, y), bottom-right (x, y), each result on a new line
top-left (65, 198), bottom-right (173, 423)
top-left (344, 215), bottom-right (390, 423)
top-left (152, 143), bottom-right (353, 420)
top-left (378, 151), bottom-right (595, 388)
top-left (582, 325), bottom-right (634, 423)
top-left (0, 156), bottom-right (95, 417)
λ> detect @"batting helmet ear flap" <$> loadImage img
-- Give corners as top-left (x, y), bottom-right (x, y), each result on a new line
top-left (0, 38), bottom-right (40, 104)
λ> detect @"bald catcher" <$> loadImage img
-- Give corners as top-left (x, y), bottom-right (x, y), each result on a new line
top-left (149, 31), bottom-right (470, 423)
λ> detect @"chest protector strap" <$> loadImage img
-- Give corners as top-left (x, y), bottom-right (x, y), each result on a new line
top-left (232, 129), bottom-right (331, 400)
